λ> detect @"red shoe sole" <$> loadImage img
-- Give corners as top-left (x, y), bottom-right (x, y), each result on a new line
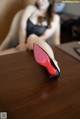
top-left (33, 43), bottom-right (56, 76)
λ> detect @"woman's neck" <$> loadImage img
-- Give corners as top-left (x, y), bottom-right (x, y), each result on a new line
top-left (38, 8), bottom-right (47, 17)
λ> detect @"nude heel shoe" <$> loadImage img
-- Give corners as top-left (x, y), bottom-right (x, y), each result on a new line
top-left (33, 43), bottom-right (60, 79)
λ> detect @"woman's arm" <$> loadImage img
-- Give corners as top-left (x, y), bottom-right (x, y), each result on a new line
top-left (19, 5), bottom-right (36, 44)
top-left (39, 14), bottom-right (60, 45)
top-left (17, 5), bottom-right (36, 51)
top-left (0, 48), bottom-right (18, 56)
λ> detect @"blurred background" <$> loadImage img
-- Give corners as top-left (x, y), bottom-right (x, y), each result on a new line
top-left (0, 0), bottom-right (80, 44)
top-left (0, 0), bottom-right (35, 44)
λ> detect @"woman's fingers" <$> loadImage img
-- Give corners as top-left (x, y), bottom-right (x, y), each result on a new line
top-left (16, 44), bottom-right (27, 51)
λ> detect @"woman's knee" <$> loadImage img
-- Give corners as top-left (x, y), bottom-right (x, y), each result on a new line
top-left (27, 34), bottom-right (39, 50)
top-left (27, 34), bottom-right (39, 40)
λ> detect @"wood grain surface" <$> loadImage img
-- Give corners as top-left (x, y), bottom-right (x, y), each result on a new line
top-left (0, 47), bottom-right (80, 119)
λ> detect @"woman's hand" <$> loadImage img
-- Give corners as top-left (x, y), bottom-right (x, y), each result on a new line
top-left (16, 43), bottom-right (27, 52)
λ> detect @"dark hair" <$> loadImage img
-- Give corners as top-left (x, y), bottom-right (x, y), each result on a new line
top-left (35, 0), bottom-right (55, 28)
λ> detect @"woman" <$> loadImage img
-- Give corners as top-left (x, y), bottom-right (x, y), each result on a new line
top-left (0, 0), bottom-right (60, 79)
top-left (17, 0), bottom-right (60, 50)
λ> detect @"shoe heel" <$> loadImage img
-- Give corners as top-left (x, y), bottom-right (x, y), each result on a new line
top-left (33, 43), bottom-right (56, 76)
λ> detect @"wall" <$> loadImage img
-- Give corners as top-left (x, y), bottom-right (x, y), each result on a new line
top-left (63, 3), bottom-right (80, 16)
top-left (0, 0), bottom-right (35, 43)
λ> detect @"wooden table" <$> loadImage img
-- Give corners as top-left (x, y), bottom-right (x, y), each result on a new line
top-left (0, 47), bottom-right (80, 119)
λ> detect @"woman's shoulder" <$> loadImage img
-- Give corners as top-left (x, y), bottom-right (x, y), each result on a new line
top-left (53, 13), bottom-right (60, 22)
top-left (24, 4), bottom-right (37, 12)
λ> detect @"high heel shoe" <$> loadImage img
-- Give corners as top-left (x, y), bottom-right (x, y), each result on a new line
top-left (33, 43), bottom-right (60, 79)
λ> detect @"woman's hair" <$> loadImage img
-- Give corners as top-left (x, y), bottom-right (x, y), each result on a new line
top-left (35, 0), bottom-right (55, 28)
